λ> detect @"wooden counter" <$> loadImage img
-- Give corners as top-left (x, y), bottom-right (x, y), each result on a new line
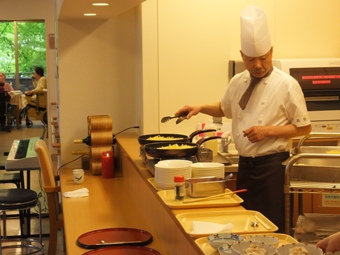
top-left (60, 132), bottom-right (245, 255)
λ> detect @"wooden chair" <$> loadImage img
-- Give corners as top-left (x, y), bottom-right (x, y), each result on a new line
top-left (34, 139), bottom-right (64, 255)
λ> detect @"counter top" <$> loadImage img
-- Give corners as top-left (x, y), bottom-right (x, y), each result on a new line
top-left (60, 132), bottom-right (245, 255)
top-left (60, 170), bottom-right (170, 254)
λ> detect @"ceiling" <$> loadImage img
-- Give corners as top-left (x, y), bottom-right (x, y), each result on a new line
top-left (58, 0), bottom-right (145, 20)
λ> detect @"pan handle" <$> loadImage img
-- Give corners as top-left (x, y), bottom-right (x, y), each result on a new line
top-left (196, 136), bottom-right (221, 146)
top-left (189, 129), bottom-right (217, 142)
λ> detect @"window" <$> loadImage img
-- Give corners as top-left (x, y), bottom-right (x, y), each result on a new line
top-left (0, 21), bottom-right (46, 91)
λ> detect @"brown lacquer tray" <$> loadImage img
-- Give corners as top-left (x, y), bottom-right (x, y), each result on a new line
top-left (77, 228), bottom-right (153, 249)
top-left (82, 246), bottom-right (161, 255)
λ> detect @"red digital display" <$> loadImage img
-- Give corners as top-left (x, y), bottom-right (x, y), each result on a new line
top-left (290, 67), bottom-right (340, 91)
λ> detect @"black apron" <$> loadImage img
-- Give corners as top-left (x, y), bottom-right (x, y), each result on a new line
top-left (236, 151), bottom-right (289, 233)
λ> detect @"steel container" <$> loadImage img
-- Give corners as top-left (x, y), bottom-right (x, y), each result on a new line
top-left (185, 176), bottom-right (226, 198)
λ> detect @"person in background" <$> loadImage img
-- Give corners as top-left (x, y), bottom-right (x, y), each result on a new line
top-left (316, 231), bottom-right (340, 252)
top-left (0, 72), bottom-right (13, 129)
top-left (175, 5), bottom-right (311, 232)
top-left (0, 72), bottom-right (14, 92)
top-left (25, 66), bottom-right (47, 102)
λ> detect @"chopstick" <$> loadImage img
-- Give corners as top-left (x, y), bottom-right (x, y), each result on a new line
top-left (182, 189), bottom-right (247, 204)
top-left (254, 215), bottom-right (271, 230)
top-left (244, 217), bottom-right (250, 232)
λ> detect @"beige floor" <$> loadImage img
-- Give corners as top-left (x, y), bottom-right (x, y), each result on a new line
top-left (0, 120), bottom-right (65, 254)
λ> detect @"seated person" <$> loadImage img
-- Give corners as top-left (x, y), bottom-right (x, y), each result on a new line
top-left (0, 72), bottom-right (13, 128)
top-left (25, 66), bottom-right (47, 104)
top-left (0, 72), bottom-right (14, 92)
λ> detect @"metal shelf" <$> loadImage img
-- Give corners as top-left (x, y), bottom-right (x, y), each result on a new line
top-left (284, 133), bottom-right (340, 234)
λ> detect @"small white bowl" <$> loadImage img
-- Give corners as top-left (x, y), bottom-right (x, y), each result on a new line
top-left (243, 235), bottom-right (279, 248)
top-left (218, 244), bottom-right (233, 255)
top-left (277, 243), bottom-right (323, 255)
top-left (229, 241), bottom-right (276, 255)
top-left (208, 233), bottom-right (243, 250)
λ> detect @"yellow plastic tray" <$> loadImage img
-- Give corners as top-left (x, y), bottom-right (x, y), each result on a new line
top-left (176, 210), bottom-right (278, 238)
top-left (157, 188), bottom-right (243, 209)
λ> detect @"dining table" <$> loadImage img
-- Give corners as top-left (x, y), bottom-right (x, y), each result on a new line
top-left (8, 90), bottom-right (27, 128)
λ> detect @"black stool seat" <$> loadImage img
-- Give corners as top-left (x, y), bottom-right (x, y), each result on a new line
top-left (0, 188), bottom-right (43, 254)
top-left (0, 188), bottom-right (37, 210)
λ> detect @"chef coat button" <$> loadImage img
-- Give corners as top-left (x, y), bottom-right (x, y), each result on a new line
top-left (236, 133), bottom-right (240, 137)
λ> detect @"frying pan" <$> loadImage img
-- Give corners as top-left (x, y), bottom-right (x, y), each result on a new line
top-left (138, 129), bottom-right (216, 146)
top-left (144, 142), bottom-right (199, 159)
top-left (143, 136), bottom-right (221, 159)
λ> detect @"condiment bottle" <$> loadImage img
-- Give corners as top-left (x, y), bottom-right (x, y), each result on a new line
top-left (174, 175), bottom-right (185, 201)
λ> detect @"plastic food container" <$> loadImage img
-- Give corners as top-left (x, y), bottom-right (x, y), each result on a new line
top-left (185, 176), bottom-right (226, 198)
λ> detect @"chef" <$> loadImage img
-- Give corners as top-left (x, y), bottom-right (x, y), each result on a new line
top-left (175, 5), bottom-right (312, 232)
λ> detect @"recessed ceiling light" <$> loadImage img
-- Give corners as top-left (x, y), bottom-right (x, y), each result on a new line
top-left (84, 13), bottom-right (97, 16)
top-left (92, 3), bottom-right (109, 6)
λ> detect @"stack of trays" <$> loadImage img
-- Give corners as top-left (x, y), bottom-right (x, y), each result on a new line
top-left (191, 162), bottom-right (225, 178)
top-left (154, 160), bottom-right (191, 189)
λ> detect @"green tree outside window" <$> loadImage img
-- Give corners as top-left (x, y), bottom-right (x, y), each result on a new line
top-left (0, 21), bottom-right (46, 91)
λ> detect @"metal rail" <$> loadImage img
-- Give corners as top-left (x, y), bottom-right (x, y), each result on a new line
top-left (284, 152), bottom-right (340, 234)
top-left (297, 132), bottom-right (340, 149)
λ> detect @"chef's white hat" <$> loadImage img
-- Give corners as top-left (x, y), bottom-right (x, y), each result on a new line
top-left (240, 5), bottom-right (271, 57)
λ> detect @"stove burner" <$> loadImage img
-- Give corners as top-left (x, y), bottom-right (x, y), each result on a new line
top-left (140, 146), bottom-right (197, 175)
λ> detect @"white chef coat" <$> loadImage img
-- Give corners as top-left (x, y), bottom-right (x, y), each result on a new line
top-left (220, 66), bottom-right (310, 157)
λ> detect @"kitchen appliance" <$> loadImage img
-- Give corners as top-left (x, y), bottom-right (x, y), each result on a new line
top-left (229, 58), bottom-right (340, 132)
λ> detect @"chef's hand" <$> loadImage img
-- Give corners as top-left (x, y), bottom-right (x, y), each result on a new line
top-left (175, 105), bottom-right (201, 119)
top-left (243, 126), bottom-right (267, 143)
top-left (316, 231), bottom-right (340, 253)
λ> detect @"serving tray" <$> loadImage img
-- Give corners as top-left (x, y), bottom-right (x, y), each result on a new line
top-left (157, 188), bottom-right (243, 209)
top-left (147, 178), bottom-right (162, 191)
top-left (77, 228), bottom-right (153, 249)
top-left (82, 246), bottom-right (161, 255)
top-left (195, 233), bottom-right (298, 255)
top-left (176, 210), bottom-right (278, 238)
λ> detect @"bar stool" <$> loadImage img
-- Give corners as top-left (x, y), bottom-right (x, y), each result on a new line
top-left (0, 188), bottom-right (43, 254)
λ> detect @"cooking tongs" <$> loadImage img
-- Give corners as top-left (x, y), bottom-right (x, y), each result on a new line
top-left (161, 112), bottom-right (188, 124)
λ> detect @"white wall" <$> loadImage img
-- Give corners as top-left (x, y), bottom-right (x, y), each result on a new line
top-left (142, 0), bottom-right (340, 136)
top-left (58, 7), bottom-right (142, 166)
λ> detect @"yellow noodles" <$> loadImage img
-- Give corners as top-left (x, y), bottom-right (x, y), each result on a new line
top-left (147, 135), bottom-right (183, 141)
top-left (157, 144), bottom-right (195, 150)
